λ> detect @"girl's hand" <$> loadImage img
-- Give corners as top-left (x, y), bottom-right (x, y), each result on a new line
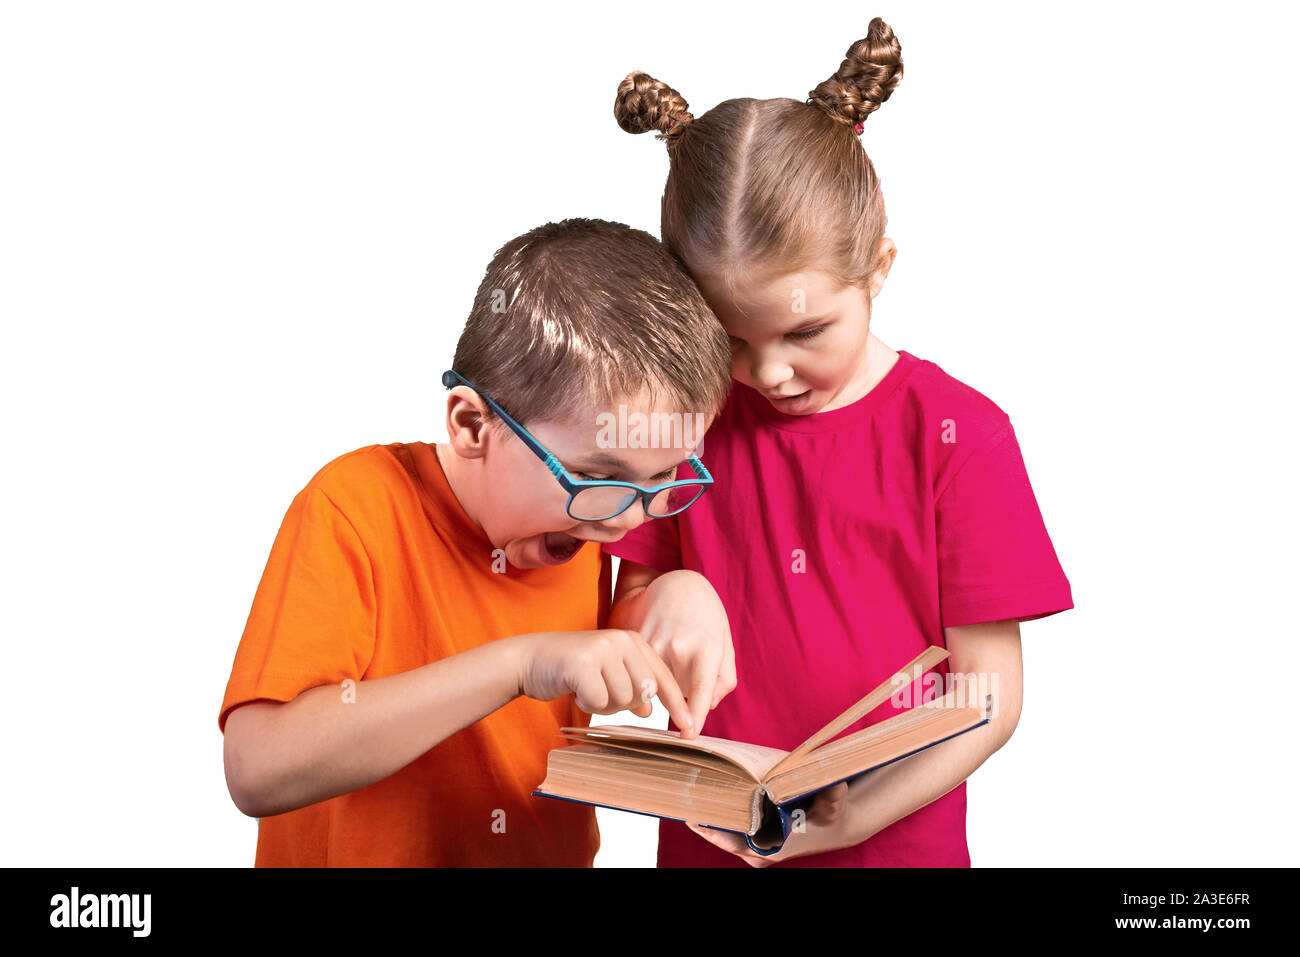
top-left (637, 570), bottom-right (737, 736)
top-left (685, 782), bottom-right (852, 867)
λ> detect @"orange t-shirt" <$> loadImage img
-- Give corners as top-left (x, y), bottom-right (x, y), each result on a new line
top-left (219, 442), bottom-right (607, 866)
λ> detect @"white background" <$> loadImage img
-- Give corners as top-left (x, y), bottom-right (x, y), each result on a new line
top-left (2, 1), bottom-right (1296, 867)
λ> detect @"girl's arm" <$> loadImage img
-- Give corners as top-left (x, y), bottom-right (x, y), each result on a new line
top-left (834, 618), bottom-right (1023, 841)
top-left (687, 618), bottom-right (1023, 865)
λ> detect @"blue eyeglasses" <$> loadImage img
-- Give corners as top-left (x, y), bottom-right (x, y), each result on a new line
top-left (442, 369), bottom-right (713, 522)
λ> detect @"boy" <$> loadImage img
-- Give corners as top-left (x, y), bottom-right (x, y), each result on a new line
top-left (219, 218), bottom-right (735, 866)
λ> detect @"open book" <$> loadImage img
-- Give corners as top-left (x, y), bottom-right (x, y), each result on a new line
top-left (533, 645), bottom-right (991, 855)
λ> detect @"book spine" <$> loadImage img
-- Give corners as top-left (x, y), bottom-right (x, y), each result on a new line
top-left (744, 786), bottom-right (799, 857)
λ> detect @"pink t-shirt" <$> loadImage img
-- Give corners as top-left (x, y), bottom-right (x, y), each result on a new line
top-left (603, 349), bottom-right (1073, 867)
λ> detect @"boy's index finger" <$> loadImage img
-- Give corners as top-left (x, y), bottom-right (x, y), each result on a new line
top-left (634, 636), bottom-right (695, 737)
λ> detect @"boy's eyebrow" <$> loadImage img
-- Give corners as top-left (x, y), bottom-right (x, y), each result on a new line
top-left (578, 451), bottom-right (632, 472)
top-left (568, 450), bottom-right (684, 478)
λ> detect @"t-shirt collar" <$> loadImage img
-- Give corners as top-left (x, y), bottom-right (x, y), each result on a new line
top-left (739, 350), bottom-right (917, 433)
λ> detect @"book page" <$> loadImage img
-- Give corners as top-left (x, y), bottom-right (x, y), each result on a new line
top-left (538, 743), bottom-right (759, 834)
top-left (559, 725), bottom-right (788, 781)
top-left (765, 699), bottom-right (987, 803)
top-left (764, 644), bottom-right (950, 780)
top-left (553, 733), bottom-right (752, 778)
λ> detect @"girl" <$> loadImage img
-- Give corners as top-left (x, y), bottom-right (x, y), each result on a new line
top-left (606, 18), bottom-right (1073, 867)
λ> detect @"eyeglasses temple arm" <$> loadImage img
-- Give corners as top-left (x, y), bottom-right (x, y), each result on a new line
top-left (443, 369), bottom-right (568, 477)
top-left (689, 454), bottom-right (714, 483)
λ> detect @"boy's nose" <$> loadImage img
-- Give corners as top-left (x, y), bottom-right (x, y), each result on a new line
top-left (598, 498), bottom-right (649, 534)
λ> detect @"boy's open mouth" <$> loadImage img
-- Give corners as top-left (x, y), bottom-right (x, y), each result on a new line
top-left (543, 531), bottom-right (584, 563)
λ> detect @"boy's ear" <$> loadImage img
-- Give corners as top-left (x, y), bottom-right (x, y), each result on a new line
top-left (445, 387), bottom-right (492, 460)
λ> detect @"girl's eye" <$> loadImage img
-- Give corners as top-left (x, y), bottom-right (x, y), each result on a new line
top-left (788, 325), bottom-right (826, 341)
top-left (651, 469), bottom-right (676, 482)
top-left (575, 472), bottom-right (610, 482)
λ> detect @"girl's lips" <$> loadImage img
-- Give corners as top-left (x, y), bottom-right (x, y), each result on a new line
top-left (767, 389), bottom-right (813, 413)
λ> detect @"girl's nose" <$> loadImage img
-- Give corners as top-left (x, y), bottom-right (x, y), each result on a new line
top-left (749, 352), bottom-right (794, 391)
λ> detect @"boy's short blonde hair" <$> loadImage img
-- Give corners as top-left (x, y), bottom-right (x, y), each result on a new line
top-left (452, 218), bottom-right (732, 427)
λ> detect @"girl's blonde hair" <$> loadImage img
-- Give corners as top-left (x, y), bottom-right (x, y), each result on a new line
top-left (614, 17), bottom-right (903, 299)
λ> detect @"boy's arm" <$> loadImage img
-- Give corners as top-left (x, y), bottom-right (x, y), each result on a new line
top-left (686, 619), bottom-right (1024, 865)
top-left (609, 560), bottom-right (737, 735)
top-left (223, 627), bottom-right (690, 819)
top-left (224, 635), bottom-right (522, 818)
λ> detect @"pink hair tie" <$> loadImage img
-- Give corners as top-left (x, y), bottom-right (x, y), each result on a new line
top-left (853, 121), bottom-right (864, 134)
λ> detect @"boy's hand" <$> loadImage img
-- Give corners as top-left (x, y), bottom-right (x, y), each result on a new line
top-left (516, 629), bottom-right (695, 734)
top-left (636, 570), bottom-right (737, 736)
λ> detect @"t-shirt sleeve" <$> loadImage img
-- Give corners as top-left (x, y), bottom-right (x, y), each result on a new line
top-left (602, 512), bottom-right (684, 572)
top-left (218, 485), bottom-right (377, 733)
top-left (935, 423), bottom-right (1073, 628)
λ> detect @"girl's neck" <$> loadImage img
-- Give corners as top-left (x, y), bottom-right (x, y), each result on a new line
top-left (820, 333), bottom-right (899, 413)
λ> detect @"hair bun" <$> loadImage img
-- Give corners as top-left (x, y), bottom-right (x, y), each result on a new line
top-left (615, 71), bottom-right (693, 142)
top-left (807, 17), bottom-right (903, 130)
